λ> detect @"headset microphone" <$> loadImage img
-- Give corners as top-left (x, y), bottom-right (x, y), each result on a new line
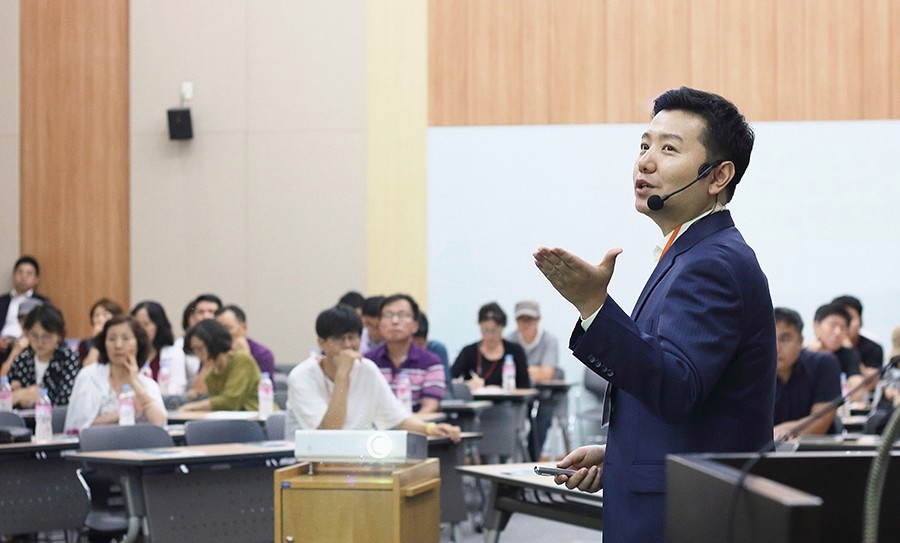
top-left (646, 161), bottom-right (721, 211)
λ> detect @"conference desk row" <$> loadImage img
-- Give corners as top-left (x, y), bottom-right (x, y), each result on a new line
top-left (0, 430), bottom-right (482, 543)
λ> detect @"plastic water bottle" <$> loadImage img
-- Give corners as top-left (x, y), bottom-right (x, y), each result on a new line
top-left (838, 372), bottom-right (851, 418)
top-left (396, 371), bottom-right (413, 413)
top-left (118, 384), bottom-right (135, 426)
top-left (258, 372), bottom-right (274, 419)
top-left (34, 388), bottom-right (53, 442)
top-left (157, 359), bottom-right (172, 395)
top-left (0, 376), bottom-right (13, 412)
top-left (502, 354), bottom-right (516, 391)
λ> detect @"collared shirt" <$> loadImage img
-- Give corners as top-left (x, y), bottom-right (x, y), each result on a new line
top-left (365, 341), bottom-right (445, 411)
top-left (582, 203), bottom-right (726, 330)
top-left (1, 289), bottom-right (35, 337)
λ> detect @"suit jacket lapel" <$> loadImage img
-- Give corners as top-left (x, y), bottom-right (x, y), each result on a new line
top-left (631, 211), bottom-right (735, 320)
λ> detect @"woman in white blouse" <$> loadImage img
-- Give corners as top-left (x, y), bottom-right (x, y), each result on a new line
top-left (131, 300), bottom-right (188, 395)
top-left (64, 315), bottom-right (167, 432)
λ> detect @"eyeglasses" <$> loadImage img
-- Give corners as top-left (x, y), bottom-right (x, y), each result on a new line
top-left (382, 311), bottom-right (413, 321)
top-left (27, 332), bottom-right (58, 344)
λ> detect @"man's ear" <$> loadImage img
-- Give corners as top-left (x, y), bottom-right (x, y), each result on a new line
top-left (708, 161), bottom-right (735, 197)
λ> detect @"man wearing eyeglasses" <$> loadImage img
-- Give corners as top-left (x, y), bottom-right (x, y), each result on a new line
top-left (364, 293), bottom-right (446, 415)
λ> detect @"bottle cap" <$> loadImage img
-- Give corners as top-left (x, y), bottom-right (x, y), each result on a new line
top-left (121, 384), bottom-right (132, 392)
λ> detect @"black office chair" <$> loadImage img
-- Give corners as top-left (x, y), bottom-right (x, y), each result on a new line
top-left (576, 367), bottom-right (610, 445)
top-left (183, 419), bottom-right (266, 445)
top-left (52, 405), bottom-right (68, 434)
top-left (76, 424), bottom-right (175, 543)
top-left (0, 410), bottom-right (27, 427)
top-left (265, 412), bottom-right (286, 440)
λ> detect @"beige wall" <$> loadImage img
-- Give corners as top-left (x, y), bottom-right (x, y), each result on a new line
top-left (0, 0), bottom-right (19, 278)
top-left (130, 1), bottom-right (368, 359)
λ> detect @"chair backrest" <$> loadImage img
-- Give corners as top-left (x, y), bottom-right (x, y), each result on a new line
top-left (183, 419), bottom-right (266, 445)
top-left (52, 405), bottom-right (68, 434)
top-left (274, 390), bottom-right (288, 410)
top-left (79, 424), bottom-right (175, 452)
top-left (583, 367), bottom-right (608, 398)
top-left (451, 381), bottom-right (473, 401)
top-left (265, 412), bottom-right (285, 440)
top-left (0, 411), bottom-right (27, 428)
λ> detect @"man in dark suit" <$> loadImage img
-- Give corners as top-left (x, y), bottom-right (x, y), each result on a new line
top-left (0, 255), bottom-right (48, 361)
top-left (534, 87), bottom-right (776, 542)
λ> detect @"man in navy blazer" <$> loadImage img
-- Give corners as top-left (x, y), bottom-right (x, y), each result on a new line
top-left (534, 87), bottom-right (776, 542)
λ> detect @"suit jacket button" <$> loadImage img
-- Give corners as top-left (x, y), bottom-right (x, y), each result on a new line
top-left (606, 369), bottom-right (615, 377)
top-left (587, 355), bottom-right (597, 363)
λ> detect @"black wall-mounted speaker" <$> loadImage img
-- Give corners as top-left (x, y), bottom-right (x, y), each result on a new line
top-left (167, 108), bottom-right (193, 140)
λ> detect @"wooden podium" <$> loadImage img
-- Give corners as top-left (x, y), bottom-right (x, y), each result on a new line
top-left (274, 458), bottom-right (441, 543)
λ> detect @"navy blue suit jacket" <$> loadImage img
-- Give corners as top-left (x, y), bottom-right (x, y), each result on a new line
top-left (570, 210), bottom-right (776, 542)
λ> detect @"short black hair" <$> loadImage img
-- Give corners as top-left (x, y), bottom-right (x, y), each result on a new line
top-left (215, 304), bottom-right (247, 323)
top-left (653, 87), bottom-right (754, 202)
top-left (831, 295), bottom-right (863, 317)
top-left (131, 301), bottom-right (176, 352)
top-left (184, 319), bottom-right (232, 359)
top-left (14, 255), bottom-right (40, 276)
top-left (23, 304), bottom-right (66, 339)
top-left (380, 294), bottom-right (420, 320)
top-left (774, 307), bottom-right (803, 335)
top-left (362, 296), bottom-right (385, 317)
top-left (478, 302), bottom-right (507, 327)
top-left (316, 305), bottom-right (363, 339)
top-left (338, 291), bottom-right (365, 310)
top-left (96, 315), bottom-right (150, 365)
top-left (414, 312), bottom-right (429, 339)
top-left (181, 293), bottom-right (223, 331)
top-left (813, 303), bottom-right (851, 326)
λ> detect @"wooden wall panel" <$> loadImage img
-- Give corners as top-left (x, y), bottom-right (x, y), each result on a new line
top-left (520, 0), bottom-right (550, 124)
top-left (20, 0), bottom-right (129, 338)
top-left (603, 0), bottom-right (636, 123)
top-left (862, 0), bottom-right (892, 119)
top-left (549, 0), bottom-right (605, 124)
top-left (630, 0), bottom-right (692, 116)
top-left (773, 1), bottom-right (808, 120)
top-left (429, 0), bottom-right (900, 125)
top-left (468, 1), bottom-right (526, 124)
top-left (428, 0), bottom-right (470, 125)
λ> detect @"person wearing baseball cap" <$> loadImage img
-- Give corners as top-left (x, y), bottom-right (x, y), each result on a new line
top-left (506, 300), bottom-right (561, 460)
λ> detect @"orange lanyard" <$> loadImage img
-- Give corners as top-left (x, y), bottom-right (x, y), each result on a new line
top-left (659, 224), bottom-right (681, 261)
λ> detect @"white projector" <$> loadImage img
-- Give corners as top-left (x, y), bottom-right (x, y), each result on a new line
top-left (293, 430), bottom-right (428, 463)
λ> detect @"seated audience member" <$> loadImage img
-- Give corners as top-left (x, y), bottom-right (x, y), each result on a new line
top-left (215, 304), bottom-right (275, 376)
top-left (131, 301), bottom-right (188, 395)
top-left (505, 300), bottom-right (561, 460)
top-left (0, 298), bottom-right (44, 376)
top-left (808, 302), bottom-right (865, 400)
top-left (364, 294), bottom-right (446, 414)
top-left (359, 295), bottom-right (385, 353)
top-left (77, 298), bottom-right (125, 366)
top-left (338, 291), bottom-right (365, 316)
top-left (832, 295), bottom-right (884, 384)
top-left (176, 293), bottom-right (223, 396)
top-left (772, 307), bottom-right (842, 440)
top-left (7, 304), bottom-right (81, 407)
top-left (285, 305), bottom-right (460, 441)
top-left (451, 302), bottom-right (531, 391)
top-left (413, 312), bottom-right (451, 390)
top-left (0, 256), bottom-right (48, 362)
top-left (179, 319), bottom-right (261, 411)
top-left (65, 316), bottom-right (166, 430)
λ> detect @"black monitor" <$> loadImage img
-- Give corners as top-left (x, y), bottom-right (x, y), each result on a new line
top-left (667, 451), bottom-right (900, 543)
